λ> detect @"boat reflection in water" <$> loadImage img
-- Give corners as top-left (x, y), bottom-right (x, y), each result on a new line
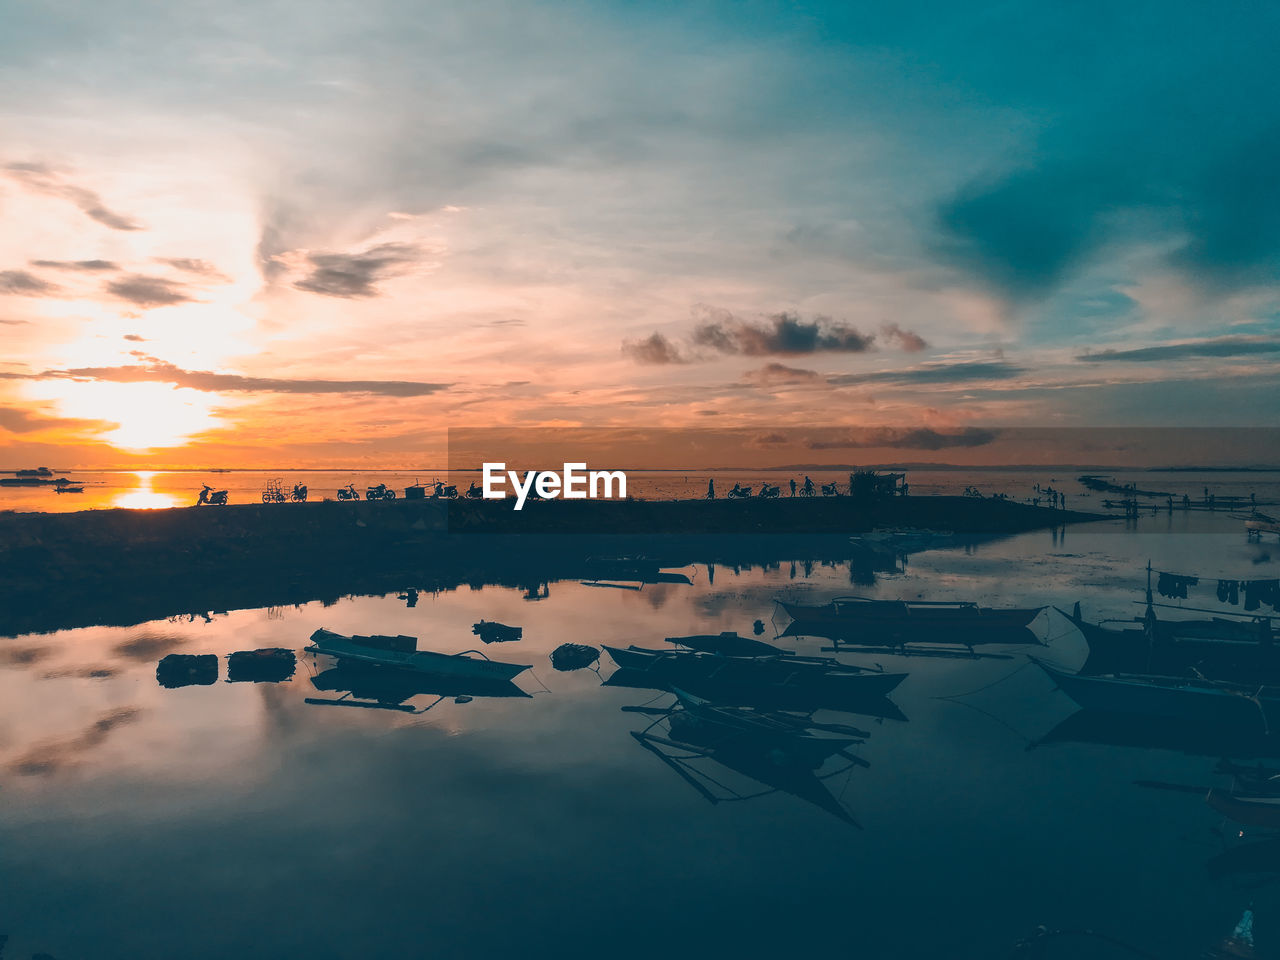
top-left (625, 689), bottom-right (868, 827)
top-left (307, 663), bottom-right (530, 713)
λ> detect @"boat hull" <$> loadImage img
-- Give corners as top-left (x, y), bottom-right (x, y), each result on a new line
top-left (777, 597), bottom-right (1041, 645)
top-left (1207, 788), bottom-right (1280, 829)
top-left (308, 629), bottom-right (530, 682)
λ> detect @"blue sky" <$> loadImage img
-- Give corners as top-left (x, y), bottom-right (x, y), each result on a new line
top-left (1, 0), bottom-right (1277, 465)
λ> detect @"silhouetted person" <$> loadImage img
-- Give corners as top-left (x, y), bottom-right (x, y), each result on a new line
top-left (706, 478), bottom-right (715, 499)
top-left (790, 478), bottom-right (797, 497)
top-left (802, 475), bottom-right (814, 496)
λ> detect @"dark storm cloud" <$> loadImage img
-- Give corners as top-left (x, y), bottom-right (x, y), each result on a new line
top-left (806, 427), bottom-right (1001, 451)
top-left (105, 274), bottom-right (194, 306)
top-left (30, 259), bottom-right (119, 272)
top-left (621, 332), bottom-right (686, 364)
top-left (827, 360), bottom-right (1026, 387)
top-left (693, 310), bottom-right (875, 356)
top-left (294, 242), bottom-right (421, 298)
top-left (25, 360), bottom-right (451, 396)
top-left (742, 362), bottom-right (821, 386)
top-left (4, 161), bottom-right (142, 231)
top-left (0, 269), bottom-right (60, 296)
top-left (1077, 337), bottom-right (1280, 363)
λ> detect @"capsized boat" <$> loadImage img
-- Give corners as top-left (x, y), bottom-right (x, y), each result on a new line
top-left (665, 632), bottom-right (792, 657)
top-left (1032, 656), bottom-right (1280, 729)
top-left (307, 628), bottom-right (531, 682)
top-left (604, 645), bottom-right (906, 698)
top-left (776, 595), bottom-right (1042, 644)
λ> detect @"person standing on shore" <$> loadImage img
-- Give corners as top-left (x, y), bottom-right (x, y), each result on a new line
top-left (706, 478), bottom-right (715, 499)
top-left (790, 478), bottom-right (797, 497)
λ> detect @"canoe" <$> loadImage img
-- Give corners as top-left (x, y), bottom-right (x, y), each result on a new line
top-left (777, 596), bottom-right (1041, 644)
top-left (307, 628), bottom-right (530, 682)
top-left (1032, 656), bottom-right (1280, 728)
top-left (603, 645), bottom-right (906, 698)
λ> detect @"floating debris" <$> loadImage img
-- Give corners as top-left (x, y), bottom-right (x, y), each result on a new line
top-left (472, 620), bottom-right (523, 643)
top-left (551, 643), bottom-right (600, 671)
top-left (156, 653), bottom-right (218, 688)
top-left (227, 648), bottom-right (296, 683)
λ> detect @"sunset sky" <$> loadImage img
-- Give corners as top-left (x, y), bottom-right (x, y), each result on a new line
top-left (2, 1), bottom-right (1279, 468)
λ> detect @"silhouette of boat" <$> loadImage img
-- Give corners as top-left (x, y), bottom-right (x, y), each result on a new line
top-left (604, 645), bottom-right (906, 699)
top-left (227, 648), bottom-right (296, 683)
top-left (777, 596), bottom-right (1041, 644)
top-left (665, 632), bottom-right (791, 657)
top-left (1033, 709), bottom-right (1280, 759)
top-left (307, 662), bottom-right (530, 712)
top-left (1057, 603), bottom-right (1278, 678)
top-left (1207, 787), bottom-right (1280, 829)
top-left (1032, 656), bottom-right (1280, 728)
top-left (307, 628), bottom-right (530, 682)
top-left (472, 620), bottom-right (522, 643)
top-left (156, 653), bottom-right (218, 688)
top-left (627, 689), bottom-right (866, 826)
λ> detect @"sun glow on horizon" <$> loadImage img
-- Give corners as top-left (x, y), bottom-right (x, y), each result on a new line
top-left (25, 380), bottom-right (226, 450)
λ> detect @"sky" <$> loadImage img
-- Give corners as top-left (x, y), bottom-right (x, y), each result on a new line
top-left (2, 0), bottom-right (1279, 468)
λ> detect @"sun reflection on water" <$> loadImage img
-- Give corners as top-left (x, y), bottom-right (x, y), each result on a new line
top-left (112, 471), bottom-right (182, 510)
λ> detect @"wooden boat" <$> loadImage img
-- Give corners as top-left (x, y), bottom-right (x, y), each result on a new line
top-left (1057, 603), bottom-right (1277, 678)
top-left (777, 595), bottom-right (1041, 644)
top-left (665, 632), bottom-right (791, 657)
top-left (307, 628), bottom-right (530, 682)
top-left (53, 485), bottom-right (84, 493)
top-left (1207, 787), bottom-right (1280, 829)
top-left (307, 662), bottom-right (531, 712)
top-left (1032, 656), bottom-right (1280, 728)
top-left (603, 645), bottom-right (906, 698)
top-left (1246, 511), bottom-right (1280, 538)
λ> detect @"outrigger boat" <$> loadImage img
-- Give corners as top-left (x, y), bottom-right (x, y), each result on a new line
top-left (306, 662), bottom-right (530, 713)
top-left (665, 632), bottom-right (792, 657)
top-left (1032, 656), bottom-right (1280, 730)
top-left (307, 628), bottom-right (531, 682)
top-left (776, 595), bottom-right (1042, 644)
top-left (603, 645), bottom-right (906, 698)
top-left (1247, 511), bottom-right (1280, 539)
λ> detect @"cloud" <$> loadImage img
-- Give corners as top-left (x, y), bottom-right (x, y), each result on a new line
top-left (621, 332), bottom-right (686, 364)
top-left (105, 274), bottom-right (194, 306)
top-left (742, 362), bottom-right (821, 386)
top-left (0, 269), bottom-right (60, 296)
top-left (294, 242), bottom-right (421, 298)
top-left (5, 161), bottom-right (142, 231)
top-left (806, 427), bottom-right (1001, 450)
top-left (880, 322), bottom-right (928, 352)
top-left (0, 406), bottom-right (116, 434)
top-left (123, 334), bottom-right (147, 342)
top-left (30, 360), bottom-right (451, 396)
top-left (30, 259), bottom-right (119, 272)
top-left (827, 360), bottom-right (1026, 387)
top-left (155, 257), bottom-right (230, 281)
top-left (9, 706), bottom-right (142, 776)
top-left (1077, 336), bottom-right (1280, 363)
top-left (693, 309), bottom-right (875, 356)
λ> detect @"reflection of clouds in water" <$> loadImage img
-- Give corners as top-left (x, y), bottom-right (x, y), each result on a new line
top-left (113, 633), bottom-right (185, 661)
top-left (0, 644), bottom-right (55, 667)
top-left (9, 706), bottom-right (141, 776)
top-left (39, 665), bottom-right (117, 680)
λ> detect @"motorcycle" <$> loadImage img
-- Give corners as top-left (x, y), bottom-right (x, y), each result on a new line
top-left (821, 482), bottom-right (841, 497)
top-left (432, 481), bottom-right (458, 499)
top-left (197, 484), bottom-right (228, 506)
top-left (366, 483), bottom-right (397, 501)
top-left (336, 484), bottom-right (361, 501)
top-left (727, 484), bottom-right (753, 499)
top-left (759, 483), bottom-right (780, 498)
top-left (465, 482), bottom-right (484, 499)
top-left (291, 482), bottom-right (308, 502)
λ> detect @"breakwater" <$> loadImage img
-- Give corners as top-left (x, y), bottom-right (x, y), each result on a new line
top-left (0, 495), bottom-right (1099, 635)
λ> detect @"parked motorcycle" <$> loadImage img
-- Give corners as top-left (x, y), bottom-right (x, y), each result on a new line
top-left (727, 483), bottom-right (753, 499)
top-left (366, 483), bottom-right (397, 501)
top-left (262, 478), bottom-right (287, 503)
top-left (432, 481), bottom-right (458, 499)
top-left (759, 483), bottom-right (780, 498)
top-left (821, 482), bottom-right (841, 497)
top-left (336, 484), bottom-right (360, 501)
top-left (197, 484), bottom-right (228, 506)
top-left (291, 482), bottom-right (308, 502)
top-left (465, 482), bottom-right (483, 499)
